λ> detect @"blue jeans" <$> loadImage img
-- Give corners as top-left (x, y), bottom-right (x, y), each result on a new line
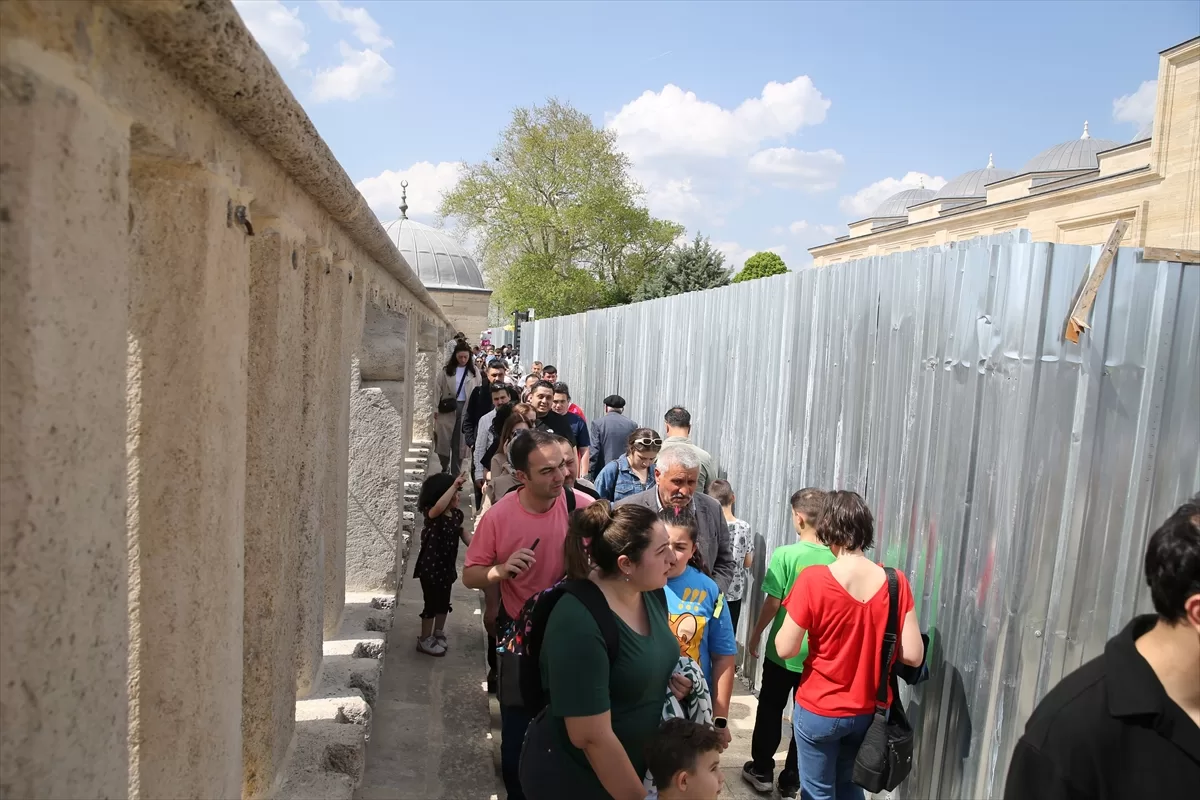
top-left (793, 706), bottom-right (874, 800)
top-left (500, 704), bottom-right (534, 800)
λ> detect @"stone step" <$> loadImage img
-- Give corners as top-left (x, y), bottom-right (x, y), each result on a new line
top-left (277, 594), bottom-right (392, 800)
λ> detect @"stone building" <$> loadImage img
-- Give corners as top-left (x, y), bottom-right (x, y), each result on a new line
top-left (811, 37), bottom-right (1200, 265)
top-left (1, 1), bottom-right (451, 798)
top-left (384, 188), bottom-right (493, 343)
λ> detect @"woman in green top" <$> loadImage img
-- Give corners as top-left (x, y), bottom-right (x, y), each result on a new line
top-left (521, 502), bottom-right (681, 800)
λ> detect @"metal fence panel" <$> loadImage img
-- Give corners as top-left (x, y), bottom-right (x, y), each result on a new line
top-left (521, 232), bottom-right (1200, 799)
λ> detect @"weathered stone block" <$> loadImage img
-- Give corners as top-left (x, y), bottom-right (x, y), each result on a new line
top-left (0, 50), bottom-right (131, 800)
top-left (126, 161), bottom-right (249, 798)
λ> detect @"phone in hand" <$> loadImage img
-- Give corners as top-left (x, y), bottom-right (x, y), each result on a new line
top-left (530, 537), bottom-right (540, 551)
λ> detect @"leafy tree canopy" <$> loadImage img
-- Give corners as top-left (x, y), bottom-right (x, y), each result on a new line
top-left (637, 233), bottom-right (731, 301)
top-left (732, 251), bottom-right (789, 283)
top-left (439, 99), bottom-right (682, 317)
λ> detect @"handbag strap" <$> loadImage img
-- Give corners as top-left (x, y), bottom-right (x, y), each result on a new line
top-left (874, 567), bottom-right (900, 713)
top-left (455, 367), bottom-right (470, 398)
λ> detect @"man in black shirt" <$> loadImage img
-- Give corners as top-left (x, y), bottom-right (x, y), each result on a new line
top-left (1004, 496), bottom-right (1200, 799)
top-left (463, 358), bottom-right (520, 505)
top-left (525, 380), bottom-right (577, 447)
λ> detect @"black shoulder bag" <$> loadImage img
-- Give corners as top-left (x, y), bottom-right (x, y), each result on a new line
top-left (438, 369), bottom-right (469, 414)
top-left (852, 567), bottom-right (915, 792)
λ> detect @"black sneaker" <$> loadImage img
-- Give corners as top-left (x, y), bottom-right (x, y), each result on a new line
top-left (486, 670), bottom-right (497, 695)
top-left (778, 771), bottom-right (800, 799)
top-left (741, 761), bottom-right (773, 793)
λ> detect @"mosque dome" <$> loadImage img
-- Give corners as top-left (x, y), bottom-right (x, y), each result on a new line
top-left (381, 182), bottom-right (486, 291)
top-left (870, 187), bottom-right (936, 218)
top-left (1021, 122), bottom-right (1121, 173)
top-left (934, 155), bottom-right (1017, 199)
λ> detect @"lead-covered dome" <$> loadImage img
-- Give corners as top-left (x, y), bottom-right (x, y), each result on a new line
top-left (870, 187), bottom-right (936, 218)
top-left (1021, 122), bottom-right (1120, 173)
top-left (934, 156), bottom-right (1016, 199)
top-left (383, 215), bottom-right (485, 291)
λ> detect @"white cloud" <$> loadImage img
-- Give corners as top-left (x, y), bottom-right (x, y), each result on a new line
top-left (311, 42), bottom-right (394, 102)
top-left (318, 0), bottom-right (392, 48)
top-left (819, 223), bottom-right (841, 238)
top-left (609, 76), bottom-right (830, 161)
top-left (233, 0), bottom-right (309, 68)
top-left (839, 171), bottom-right (947, 218)
top-left (781, 220), bottom-right (842, 240)
top-left (1113, 79), bottom-right (1156, 139)
top-left (357, 161), bottom-right (464, 221)
top-left (714, 241), bottom-right (789, 272)
top-left (789, 220), bottom-right (809, 234)
top-left (748, 147), bottom-right (844, 190)
top-left (607, 76), bottom-right (838, 226)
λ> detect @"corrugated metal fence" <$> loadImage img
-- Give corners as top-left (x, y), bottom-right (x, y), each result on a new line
top-left (523, 231), bottom-right (1200, 799)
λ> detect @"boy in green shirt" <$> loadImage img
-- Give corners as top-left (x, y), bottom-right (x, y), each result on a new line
top-left (741, 488), bottom-right (835, 798)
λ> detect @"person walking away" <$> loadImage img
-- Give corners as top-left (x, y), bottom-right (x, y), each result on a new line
top-left (617, 446), bottom-right (736, 594)
top-left (471, 380), bottom-right (517, 505)
top-left (708, 479), bottom-right (751, 633)
top-left (661, 510), bottom-right (736, 751)
top-left (412, 472), bottom-right (472, 657)
top-left (519, 502), bottom-right (679, 800)
top-left (551, 382), bottom-right (591, 476)
top-left (463, 431), bottom-right (595, 800)
top-left (434, 342), bottom-right (480, 474)
top-left (596, 428), bottom-right (661, 503)
top-left (590, 395), bottom-right (638, 480)
top-left (1004, 496), bottom-right (1200, 800)
top-left (552, 435), bottom-right (600, 500)
top-left (662, 407), bottom-right (715, 493)
top-left (774, 491), bottom-right (924, 800)
top-left (742, 488), bottom-right (835, 797)
top-left (645, 719), bottom-right (727, 800)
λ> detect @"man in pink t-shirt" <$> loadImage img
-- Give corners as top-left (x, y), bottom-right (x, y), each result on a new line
top-left (462, 429), bottom-right (593, 800)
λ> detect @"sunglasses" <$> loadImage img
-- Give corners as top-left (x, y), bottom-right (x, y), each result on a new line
top-left (631, 437), bottom-right (663, 449)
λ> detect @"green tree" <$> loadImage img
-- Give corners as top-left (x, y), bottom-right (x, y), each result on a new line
top-left (732, 251), bottom-right (789, 283)
top-left (637, 233), bottom-right (731, 300)
top-left (439, 99), bottom-right (682, 317)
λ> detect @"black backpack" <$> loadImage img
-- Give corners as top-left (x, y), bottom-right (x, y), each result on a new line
top-left (498, 577), bottom-right (666, 713)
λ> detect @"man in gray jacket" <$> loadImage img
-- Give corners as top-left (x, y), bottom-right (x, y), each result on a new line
top-left (588, 394), bottom-right (637, 481)
top-left (616, 445), bottom-right (735, 593)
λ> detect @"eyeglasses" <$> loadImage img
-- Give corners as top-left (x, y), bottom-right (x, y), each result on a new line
top-left (631, 437), bottom-right (663, 449)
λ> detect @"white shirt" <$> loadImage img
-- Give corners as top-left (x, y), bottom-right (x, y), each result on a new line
top-left (455, 365), bottom-right (468, 401)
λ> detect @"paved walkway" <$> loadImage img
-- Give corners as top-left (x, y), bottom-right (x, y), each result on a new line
top-left (358, 488), bottom-right (794, 800)
top-left (357, 504), bottom-right (499, 800)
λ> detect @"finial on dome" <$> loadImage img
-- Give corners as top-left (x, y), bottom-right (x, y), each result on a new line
top-left (987, 153), bottom-right (994, 169)
top-left (399, 180), bottom-right (409, 219)
top-left (1081, 121), bottom-right (1090, 140)
top-left (918, 176), bottom-right (925, 189)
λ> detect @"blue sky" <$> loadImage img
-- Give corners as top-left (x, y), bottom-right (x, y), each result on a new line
top-left (234, 0), bottom-right (1198, 268)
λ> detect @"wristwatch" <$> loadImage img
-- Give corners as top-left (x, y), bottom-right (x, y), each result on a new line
top-left (713, 717), bottom-right (727, 729)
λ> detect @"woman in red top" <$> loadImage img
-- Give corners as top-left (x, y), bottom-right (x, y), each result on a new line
top-left (775, 491), bottom-right (924, 800)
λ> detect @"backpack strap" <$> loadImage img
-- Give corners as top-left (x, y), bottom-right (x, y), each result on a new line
top-left (561, 579), bottom-right (620, 666)
top-left (874, 567), bottom-right (901, 713)
top-left (565, 488), bottom-right (576, 514)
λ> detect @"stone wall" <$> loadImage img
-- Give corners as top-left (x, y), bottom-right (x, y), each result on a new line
top-left (0, 2), bottom-right (448, 798)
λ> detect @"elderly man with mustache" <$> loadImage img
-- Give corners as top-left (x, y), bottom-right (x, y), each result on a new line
top-left (616, 445), bottom-right (736, 593)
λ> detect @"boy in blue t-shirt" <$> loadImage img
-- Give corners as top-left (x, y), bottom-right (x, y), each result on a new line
top-left (661, 511), bottom-right (736, 742)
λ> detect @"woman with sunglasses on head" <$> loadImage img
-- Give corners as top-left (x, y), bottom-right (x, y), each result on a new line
top-left (594, 428), bottom-right (662, 503)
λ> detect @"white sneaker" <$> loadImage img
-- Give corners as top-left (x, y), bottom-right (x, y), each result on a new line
top-left (416, 635), bottom-right (446, 657)
top-left (434, 630), bottom-right (448, 649)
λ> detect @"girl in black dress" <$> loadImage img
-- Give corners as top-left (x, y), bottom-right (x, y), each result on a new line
top-left (413, 472), bottom-right (471, 657)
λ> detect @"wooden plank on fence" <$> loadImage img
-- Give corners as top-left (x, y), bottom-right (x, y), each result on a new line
top-left (1142, 246), bottom-right (1200, 264)
top-left (1065, 219), bottom-right (1130, 344)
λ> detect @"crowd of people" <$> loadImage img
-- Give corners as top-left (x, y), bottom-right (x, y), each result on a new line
top-left (412, 335), bottom-right (1199, 800)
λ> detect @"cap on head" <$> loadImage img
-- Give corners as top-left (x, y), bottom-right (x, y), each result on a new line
top-left (604, 394), bottom-right (626, 409)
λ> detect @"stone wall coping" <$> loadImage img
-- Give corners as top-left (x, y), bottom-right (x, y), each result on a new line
top-left (109, 0), bottom-right (450, 326)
